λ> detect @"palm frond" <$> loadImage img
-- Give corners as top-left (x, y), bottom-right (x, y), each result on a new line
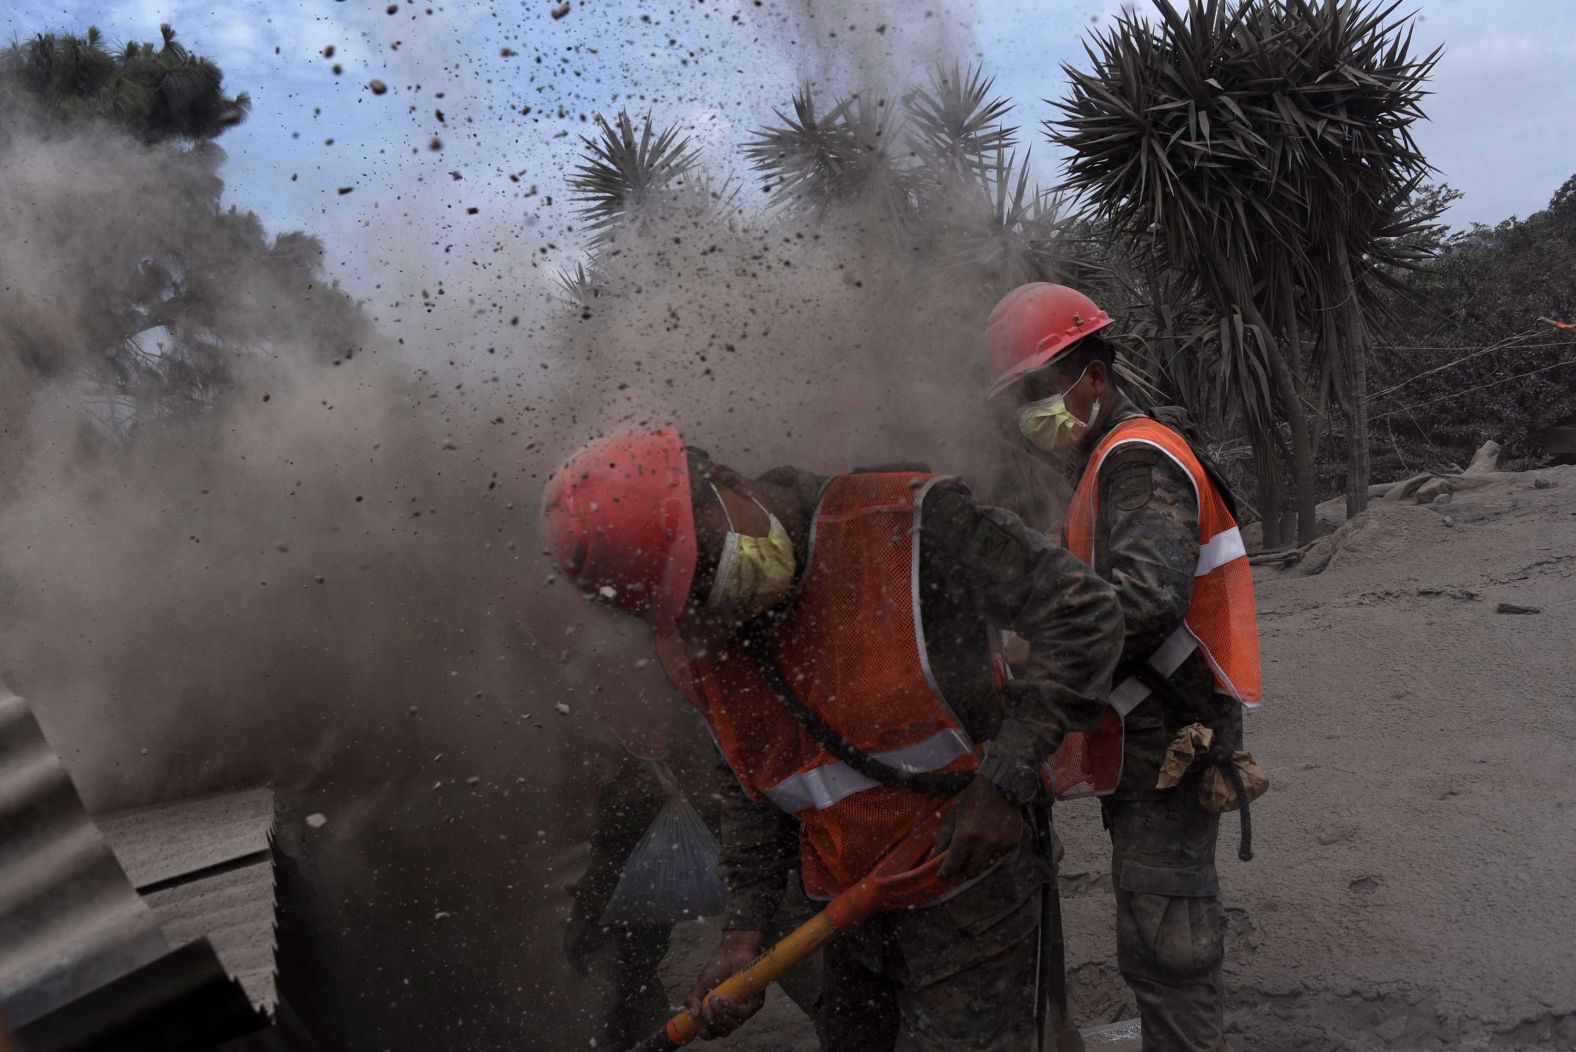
top-left (567, 108), bottom-right (700, 240)
top-left (905, 62), bottom-right (1017, 177)
top-left (744, 87), bottom-right (906, 215)
top-left (556, 262), bottom-right (602, 310)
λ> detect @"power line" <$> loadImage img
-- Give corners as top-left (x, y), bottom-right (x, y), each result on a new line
top-left (1374, 341), bottom-right (1573, 352)
top-left (1373, 356), bottom-right (1576, 420)
top-left (1371, 330), bottom-right (1574, 401)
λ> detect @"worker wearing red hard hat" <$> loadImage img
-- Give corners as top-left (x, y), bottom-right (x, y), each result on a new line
top-left (542, 424), bottom-right (1122, 1050)
top-left (985, 283), bottom-right (1265, 1052)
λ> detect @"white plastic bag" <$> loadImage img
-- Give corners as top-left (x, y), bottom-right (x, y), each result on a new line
top-left (600, 762), bottom-right (726, 926)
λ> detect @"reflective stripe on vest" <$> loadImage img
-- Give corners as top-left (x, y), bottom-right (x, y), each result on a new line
top-left (1198, 526), bottom-right (1247, 576)
top-left (1065, 417), bottom-right (1262, 709)
top-left (762, 727), bottom-right (974, 812)
top-left (1109, 622), bottom-right (1199, 716)
top-left (1106, 525), bottom-right (1248, 714)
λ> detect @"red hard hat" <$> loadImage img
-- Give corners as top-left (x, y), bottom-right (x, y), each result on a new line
top-left (985, 283), bottom-right (1114, 398)
top-left (540, 426), bottom-right (698, 628)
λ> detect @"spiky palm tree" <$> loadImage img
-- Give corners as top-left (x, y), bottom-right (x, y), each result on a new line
top-left (745, 87), bottom-right (910, 220)
top-left (1051, 0), bottom-right (1312, 543)
top-left (924, 146), bottom-right (1047, 282)
top-left (905, 63), bottom-right (1016, 179)
top-left (901, 65), bottom-right (1115, 305)
top-left (1050, 0), bottom-right (1438, 540)
top-left (1246, 0), bottom-right (1440, 515)
top-left (555, 261), bottom-right (602, 314)
top-left (566, 108), bottom-right (701, 243)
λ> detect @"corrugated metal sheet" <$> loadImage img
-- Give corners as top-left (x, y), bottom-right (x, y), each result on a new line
top-left (100, 789), bottom-right (278, 1012)
top-left (0, 682), bottom-right (170, 1027)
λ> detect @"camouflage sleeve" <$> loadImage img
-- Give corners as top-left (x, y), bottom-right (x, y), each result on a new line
top-left (715, 752), bottom-right (799, 931)
top-left (921, 483), bottom-right (1123, 768)
top-left (1094, 444), bottom-right (1199, 659)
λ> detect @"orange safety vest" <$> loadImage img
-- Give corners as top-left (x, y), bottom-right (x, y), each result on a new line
top-left (1045, 416), bottom-right (1262, 798)
top-left (679, 473), bottom-right (984, 908)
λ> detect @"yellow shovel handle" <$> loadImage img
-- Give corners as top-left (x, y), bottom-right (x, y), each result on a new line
top-left (660, 911), bottom-right (836, 1047)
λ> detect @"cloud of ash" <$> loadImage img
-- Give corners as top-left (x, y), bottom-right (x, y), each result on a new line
top-left (0, 95), bottom-right (623, 1047)
top-left (549, 213), bottom-right (993, 473)
top-left (513, 0), bottom-right (1067, 520)
top-left (756, 0), bottom-right (982, 96)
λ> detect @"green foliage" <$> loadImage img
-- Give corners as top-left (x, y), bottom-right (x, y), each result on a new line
top-left (2, 23), bottom-right (249, 142)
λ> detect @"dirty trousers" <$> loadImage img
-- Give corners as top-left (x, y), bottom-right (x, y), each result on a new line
top-left (1104, 784), bottom-right (1229, 1052)
top-left (820, 839), bottom-right (1050, 1052)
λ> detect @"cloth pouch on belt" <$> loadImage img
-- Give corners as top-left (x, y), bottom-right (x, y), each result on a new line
top-left (1155, 722), bottom-right (1270, 814)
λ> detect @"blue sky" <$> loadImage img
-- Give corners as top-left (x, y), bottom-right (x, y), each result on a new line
top-left (6, 0), bottom-right (1573, 300)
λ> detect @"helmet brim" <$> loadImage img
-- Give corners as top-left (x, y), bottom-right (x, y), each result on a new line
top-left (988, 315), bottom-right (1115, 399)
top-left (539, 425), bottom-right (699, 630)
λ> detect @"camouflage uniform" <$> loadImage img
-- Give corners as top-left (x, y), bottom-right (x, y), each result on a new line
top-left (1080, 393), bottom-right (1243, 1052)
top-left (820, 833), bottom-right (1050, 1052)
top-left (718, 467), bottom-right (1122, 1051)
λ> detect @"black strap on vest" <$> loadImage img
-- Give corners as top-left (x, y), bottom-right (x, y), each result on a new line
top-left (1194, 449), bottom-right (1242, 524)
top-left (1117, 659), bottom-right (1254, 862)
top-left (743, 635), bottom-right (975, 798)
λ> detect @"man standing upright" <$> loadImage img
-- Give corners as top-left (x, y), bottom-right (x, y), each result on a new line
top-left (985, 283), bottom-right (1264, 1052)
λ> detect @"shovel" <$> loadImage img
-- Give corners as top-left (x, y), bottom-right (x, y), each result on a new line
top-left (628, 816), bottom-right (953, 1052)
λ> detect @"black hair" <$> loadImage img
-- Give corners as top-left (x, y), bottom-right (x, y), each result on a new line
top-left (1056, 332), bottom-right (1117, 384)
